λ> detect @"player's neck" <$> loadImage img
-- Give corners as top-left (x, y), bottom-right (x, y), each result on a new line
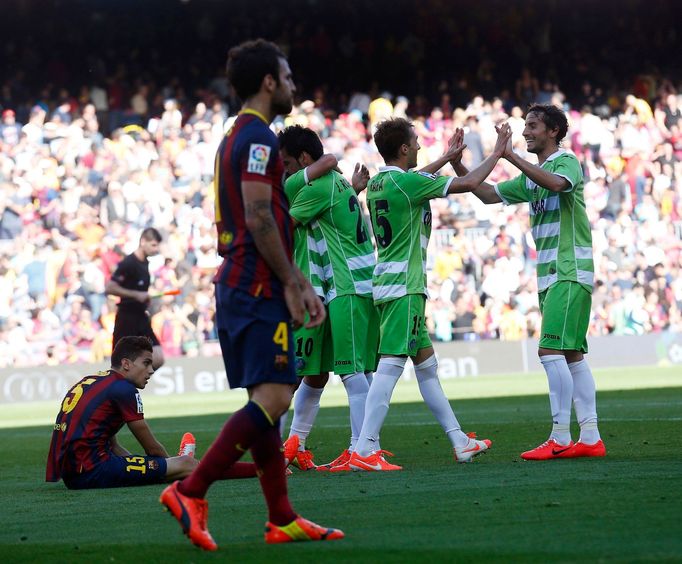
top-left (385, 157), bottom-right (408, 172)
top-left (134, 248), bottom-right (147, 262)
top-left (241, 97), bottom-right (273, 124)
top-left (537, 143), bottom-right (559, 165)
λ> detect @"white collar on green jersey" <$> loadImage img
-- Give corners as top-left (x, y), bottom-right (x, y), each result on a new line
top-left (544, 149), bottom-right (567, 162)
top-left (378, 165), bottom-right (407, 173)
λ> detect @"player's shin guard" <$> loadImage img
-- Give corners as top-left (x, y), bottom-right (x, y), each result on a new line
top-left (541, 355), bottom-right (574, 445)
top-left (354, 357), bottom-right (405, 457)
top-left (414, 354), bottom-right (468, 448)
top-left (568, 359), bottom-right (601, 444)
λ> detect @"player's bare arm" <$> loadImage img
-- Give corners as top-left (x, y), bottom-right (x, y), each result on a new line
top-left (419, 129), bottom-right (467, 175)
top-left (110, 435), bottom-right (132, 457)
top-left (243, 179), bottom-right (307, 327)
top-left (127, 419), bottom-right (170, 458)
top-left (503, 150), bottom-right (571, 193)
top-left (293, 265), bottom-right (326, 328)
top-left (305, 154), bottom-right (338, 182)
top-left (446, 123), bottom-right (512, 195)
top-left (243, 180), bottom-right (299, 285)
top-left (451, 155), bottom-right (502, 204)
top-left (105, 279), bottom-right (149, 304)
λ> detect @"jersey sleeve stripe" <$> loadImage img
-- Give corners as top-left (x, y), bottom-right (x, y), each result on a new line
top-left (442, 176), bottom-right (455, 196)
top-left (492, 182), bottom-right (509, 204)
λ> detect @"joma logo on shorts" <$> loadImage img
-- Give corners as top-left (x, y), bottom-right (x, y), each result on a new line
top-left (543, 333), bottom-right (560, 340)
top-left (335, 360), bottom-right (352, 366)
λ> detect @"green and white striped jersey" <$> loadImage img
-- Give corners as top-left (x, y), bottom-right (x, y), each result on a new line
top-left (366, 166), bottom-right (454, 303)
top-left (494, 150), bottom-right (594, 293)
top-left (286, 168), bottom-right (375, 302)
top-left (283, 174), bottom-right (327, 300)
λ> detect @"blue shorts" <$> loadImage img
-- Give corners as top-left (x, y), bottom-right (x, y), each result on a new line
top-left (215, 285), bottom-right (297, 389)
top-left (63, 454), bottom-right (167, 489)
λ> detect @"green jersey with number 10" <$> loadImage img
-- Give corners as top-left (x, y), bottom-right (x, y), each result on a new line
top-left (367, 166), bottom-right (454, 304)
top-left (286, 168), bottom-right (375, 302)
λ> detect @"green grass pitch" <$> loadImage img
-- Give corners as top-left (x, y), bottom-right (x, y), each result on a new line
top-left (1, 366), bottom-right (681, 563)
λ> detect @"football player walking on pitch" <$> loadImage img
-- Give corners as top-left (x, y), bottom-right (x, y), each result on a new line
top-left (159, 39), bottom-right (343, 550)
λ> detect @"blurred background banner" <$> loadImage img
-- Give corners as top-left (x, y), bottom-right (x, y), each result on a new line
top-left (3, 332), bottom-right (680, 404)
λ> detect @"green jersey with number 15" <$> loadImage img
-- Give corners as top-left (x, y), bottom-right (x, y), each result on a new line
top-left (286, 168), bottom-right (375, 302)
top-left (367, 166), bottom-right (454, 304)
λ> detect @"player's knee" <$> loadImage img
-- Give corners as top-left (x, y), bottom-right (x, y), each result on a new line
top-left (178, 454), bottom-right (199, 474)
top-left (304, 373), bottom-right (328, 388)
top-left (414, 354), bottom-right (438, 382)
top-left (376, 356), bottom-right (407, 377)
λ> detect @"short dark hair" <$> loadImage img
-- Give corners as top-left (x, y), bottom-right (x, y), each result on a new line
top-left (373, 118), bottom-right (413, 161)
top-left (140, 227), bottom-right (162, 243)
top-left (526, 103), bottom-right (568, 144)
top-left (111, 336), bottom-right (153, 368)
top-left (227, 39), bottom-right (286, 101)
top-left (277, 125), bottom-right (323, 161)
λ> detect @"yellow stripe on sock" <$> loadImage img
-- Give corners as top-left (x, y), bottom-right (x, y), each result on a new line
top-left (250, 400), bottom-right (274, 426)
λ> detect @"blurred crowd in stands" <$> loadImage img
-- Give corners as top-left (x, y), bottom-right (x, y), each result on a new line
top-left (0, 62), bottom-right (681, 366)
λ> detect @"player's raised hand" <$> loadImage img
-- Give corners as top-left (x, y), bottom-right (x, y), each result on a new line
top-left (352, 163), bottom-right (370, 193)
top-left (445, 128), bottom-right (466, 164)
top-left (494, 122), bottom-right (513, 158)
top-left (493, 123), bottom-right (512, 158)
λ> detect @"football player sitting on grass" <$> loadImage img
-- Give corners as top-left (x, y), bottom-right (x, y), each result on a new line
top-left (47, 336), bottom-right (217, 489)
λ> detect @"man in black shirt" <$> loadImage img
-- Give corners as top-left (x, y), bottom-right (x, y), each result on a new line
top-left (105, 228), bottom-right (165, 369)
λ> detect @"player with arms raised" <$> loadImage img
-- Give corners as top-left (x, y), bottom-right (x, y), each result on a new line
top-left (456, 104), bottom-right (605, 460)
top-left (350, 119), bottom-right (511, 471)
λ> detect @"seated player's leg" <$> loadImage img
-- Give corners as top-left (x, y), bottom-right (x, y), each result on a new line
top-left (178, 432), bottom-right (196, 457)
top-left (64, 454), bottom-right (168, 489)
top-left (165, 455), bottom-right (199, 480)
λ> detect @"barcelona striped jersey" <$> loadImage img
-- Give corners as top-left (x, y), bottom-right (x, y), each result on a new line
top-left (213, 110), bottom-right (293, 299)
top-left (46, 370), bottom-right (144, 482)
